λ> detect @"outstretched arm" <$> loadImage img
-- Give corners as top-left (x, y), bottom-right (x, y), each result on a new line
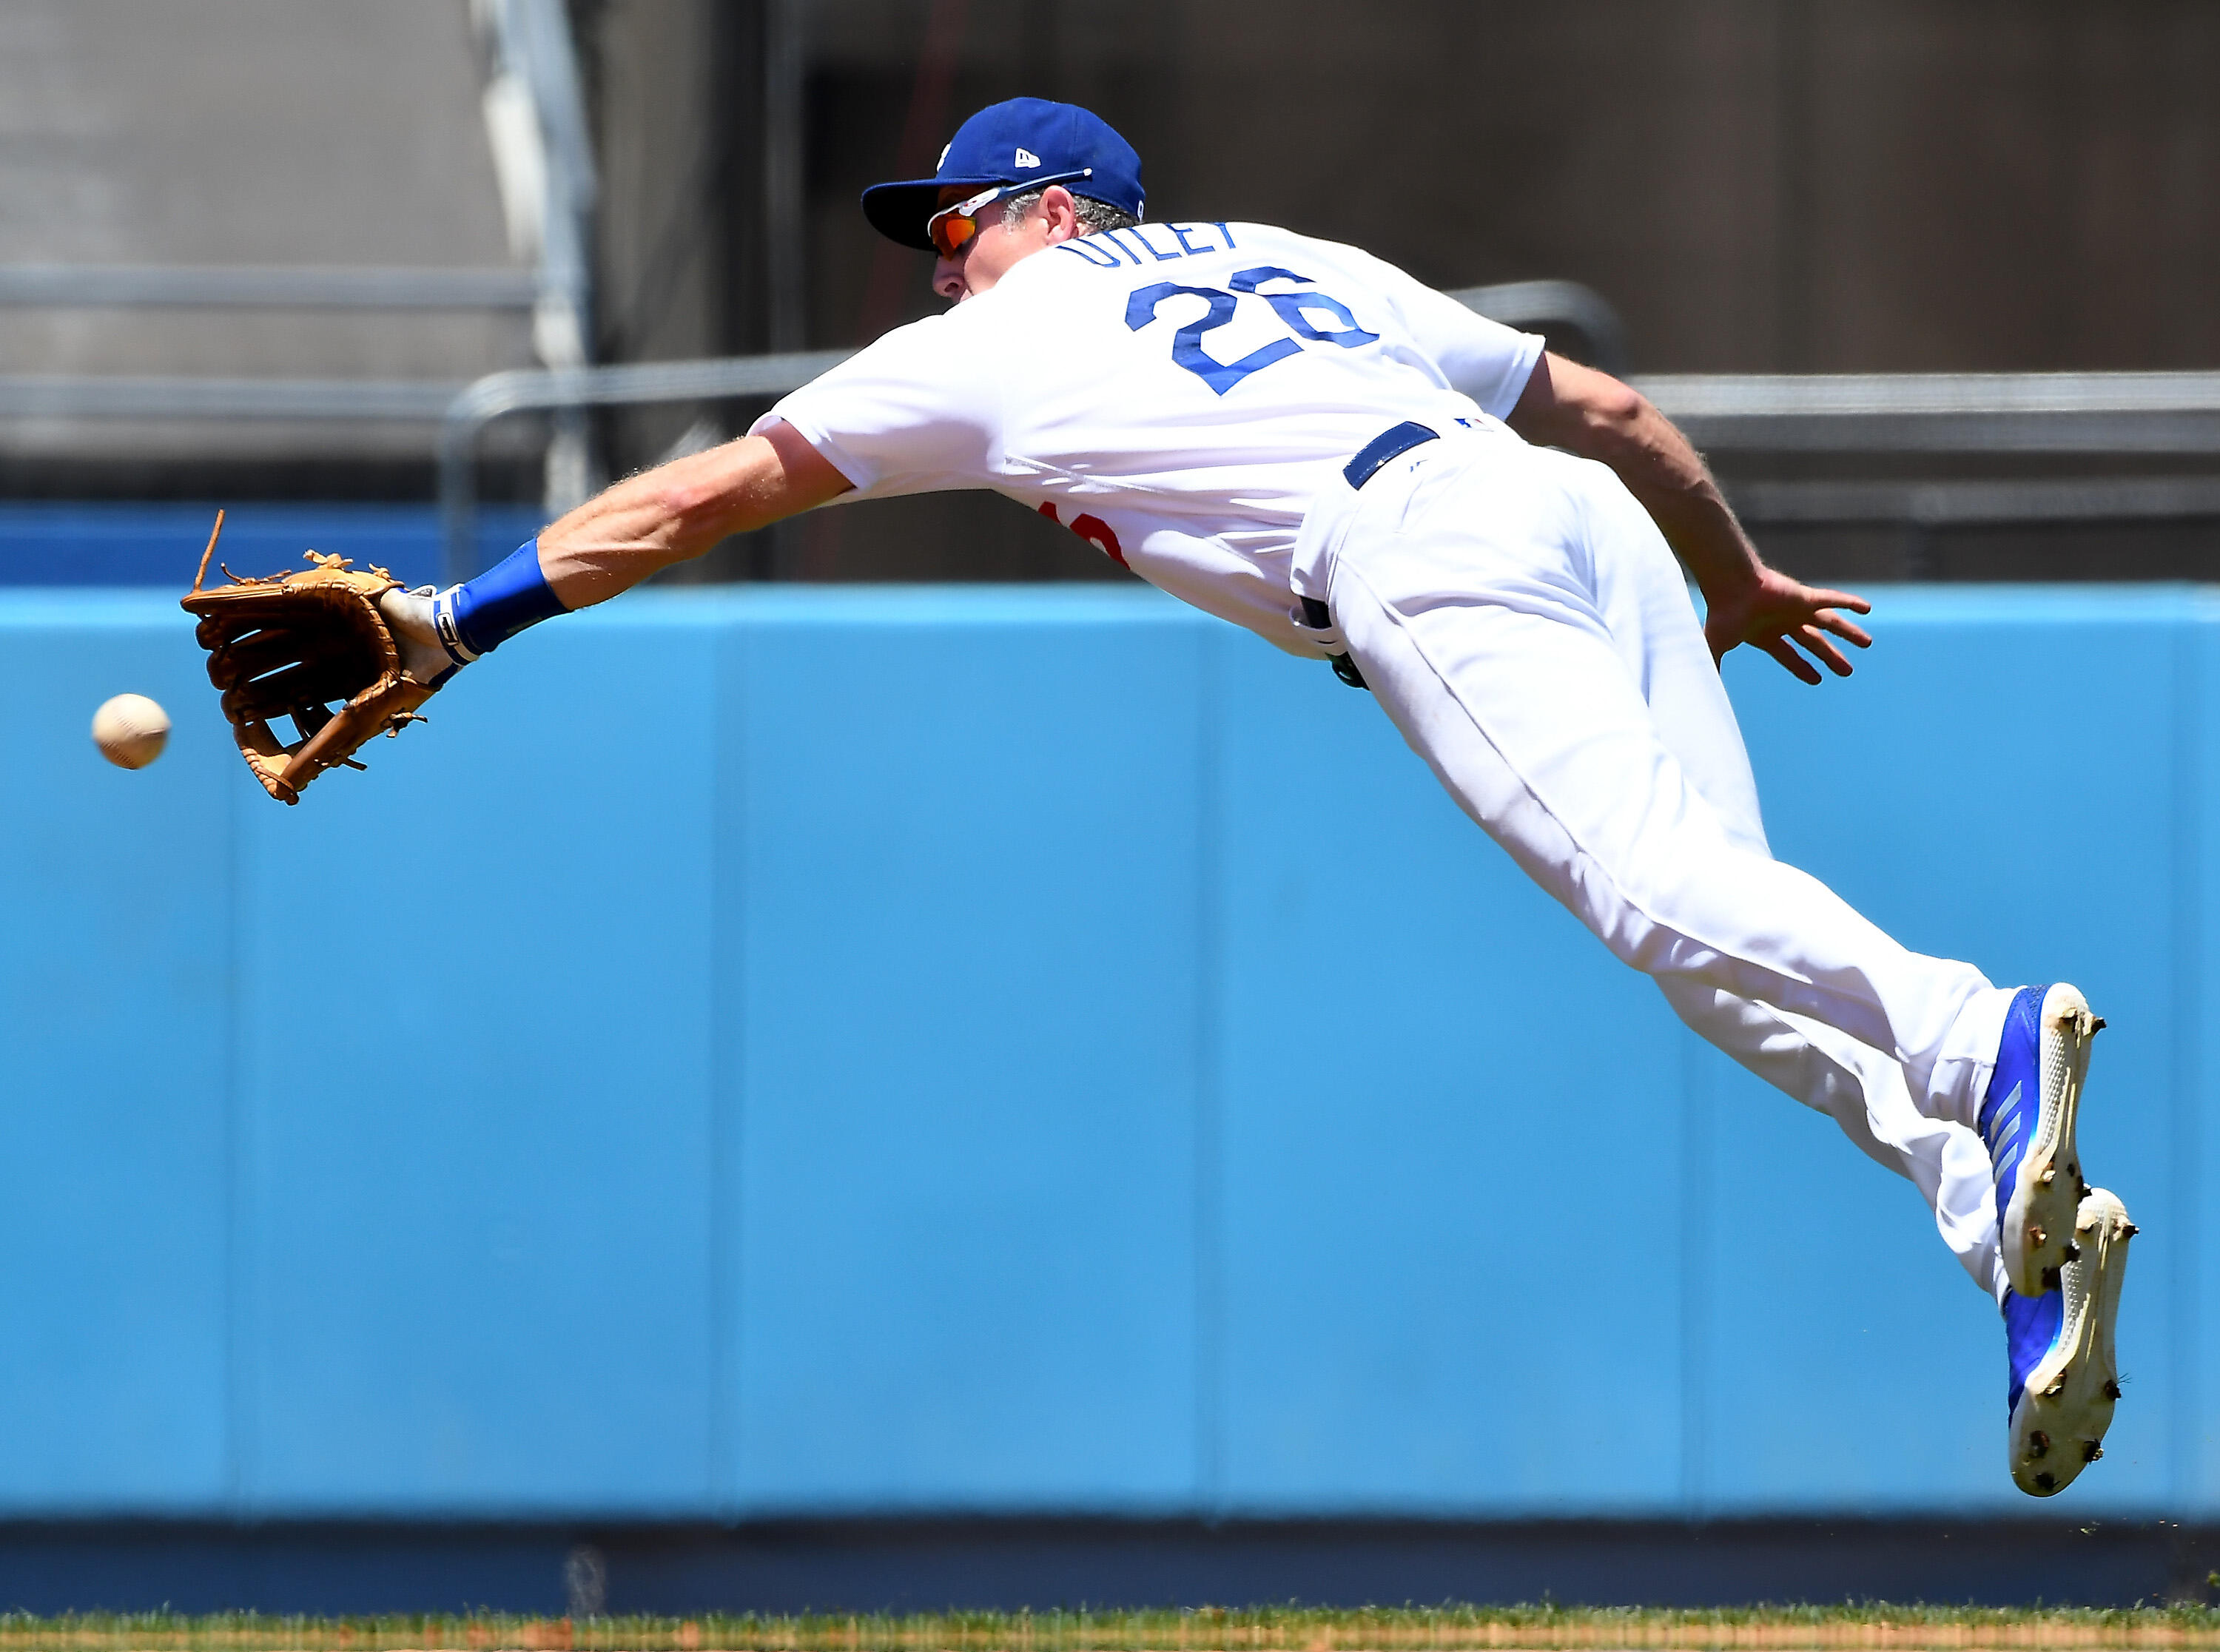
top-left (539, 419), bottom-right (853, 607)
top-left (1504, 351), bottom-right (1872, 684)
top-left (383, 420), bottom-right (852, 681)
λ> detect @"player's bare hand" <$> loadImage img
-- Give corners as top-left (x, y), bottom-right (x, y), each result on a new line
top-left (1703, 566), bottom-right (1873, 685)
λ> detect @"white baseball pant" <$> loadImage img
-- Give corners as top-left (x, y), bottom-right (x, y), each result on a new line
top-left (1291, 426), bottom-right (2016, 1301)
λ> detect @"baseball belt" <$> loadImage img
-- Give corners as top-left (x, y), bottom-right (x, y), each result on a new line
top-left (1299, 419), bottom-right (1442, 691)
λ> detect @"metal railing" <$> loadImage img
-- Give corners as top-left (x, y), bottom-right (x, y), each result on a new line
top-left (0, 375), bottom-right (463, 422)
top-left (429, 281), bottom-right (1621, 577)
top-left (433, 368), bottom-right (2220, 581)
top-left (1445, 280), bottom-right (1629, 374)
top-left (1645, 371), bottom-right (2220, 454)
top-left (3, 266), bottom-right (2217, 584)
top-left (0, 266), bottom-right (537, 310)
top-left (435, 350), bottom-right (850, 579)
top-left (1729, 475), bottom-right (2220, 526)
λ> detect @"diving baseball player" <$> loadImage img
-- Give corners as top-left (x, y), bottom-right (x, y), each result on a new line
top-left (374, 98), bottom-right (2132, 1494)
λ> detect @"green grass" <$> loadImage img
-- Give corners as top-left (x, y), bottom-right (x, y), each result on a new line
top-left (6, 1605), bottom-right (2220, 1652)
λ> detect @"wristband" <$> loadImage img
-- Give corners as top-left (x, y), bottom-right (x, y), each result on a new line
top-left (432, 539), bottom-right (568, 664)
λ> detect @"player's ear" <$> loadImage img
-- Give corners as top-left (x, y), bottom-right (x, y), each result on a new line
top-left (1040, 186), bottom-right (1080, 243)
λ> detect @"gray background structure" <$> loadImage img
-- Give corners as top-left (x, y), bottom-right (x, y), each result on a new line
top-left (0, 0), bottom-right (531, 475)
top-left (3, 0), bottom-right (2219, 571)
top-left (582, 0), bottom-right (2220, 580)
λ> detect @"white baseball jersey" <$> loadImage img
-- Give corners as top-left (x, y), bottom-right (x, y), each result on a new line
top-left (753, 222), bottom-right (1543, 653)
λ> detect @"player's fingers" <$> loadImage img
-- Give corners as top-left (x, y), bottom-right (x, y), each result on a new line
top-left (1796, 625), bottom-right (1856, 677)
top-left (1811, 607), bottom-right (1874, 649)
top-left (1760, 634), bottom-right (1823, 685)
top-left (1804, 585), bottom-right (1872, 616)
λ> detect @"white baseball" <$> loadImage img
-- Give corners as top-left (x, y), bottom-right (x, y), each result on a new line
top-left (92, 692), bottom-right (171, 769)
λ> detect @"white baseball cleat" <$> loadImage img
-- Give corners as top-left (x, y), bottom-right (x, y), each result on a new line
top-left (2005, 1187), bottom-right (2135, 1497)
top-left (1979, 982), bottom-right (2102, 1298)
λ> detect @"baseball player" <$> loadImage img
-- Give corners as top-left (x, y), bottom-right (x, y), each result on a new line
top-left (295, 98), bottom-right (2135, 1493)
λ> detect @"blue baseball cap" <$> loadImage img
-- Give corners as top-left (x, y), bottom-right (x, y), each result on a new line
top-left (861, 97), bottom-right (1146, 252)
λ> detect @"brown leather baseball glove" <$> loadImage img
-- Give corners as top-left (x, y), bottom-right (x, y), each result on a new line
top-left (180, 512), bottom-right (441, 805)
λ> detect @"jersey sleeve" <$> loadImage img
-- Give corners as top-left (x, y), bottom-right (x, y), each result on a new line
top-left (1350, 249), bottom-right (1546, 420)
top-left (750, 314), bottom-right (1003, 500)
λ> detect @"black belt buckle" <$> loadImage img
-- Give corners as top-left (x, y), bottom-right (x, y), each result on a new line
top-left (1299, 596), bottom-right (1368, 691)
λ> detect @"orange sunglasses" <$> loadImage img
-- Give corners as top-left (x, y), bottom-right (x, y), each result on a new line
top-left (926, 168), bottom-right (1094, 259)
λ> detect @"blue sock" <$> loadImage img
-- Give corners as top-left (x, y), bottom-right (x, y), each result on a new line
top-left (432, 539), bottom-right (568, 666)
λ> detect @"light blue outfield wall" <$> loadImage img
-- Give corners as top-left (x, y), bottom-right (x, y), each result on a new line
top-left (0, 584), bottom-right (2211, 1521)
top-left (0, 505), bottom-right (545, 588)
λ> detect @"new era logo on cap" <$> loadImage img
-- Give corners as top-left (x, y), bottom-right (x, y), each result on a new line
top-left (1015, 147), bottom-right (1041, 167)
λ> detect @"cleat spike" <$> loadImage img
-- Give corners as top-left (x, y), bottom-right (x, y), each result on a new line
top-left (2028, 1431), bottom-right (2051, 1457)
top-left (2044, 1375), bottom-right (2068, 1398)
top-left (2028, 1223), bottom-right (2047, 1247)
top-left (2082, 1440), bottom-right (2103, 1462)
top-left (2090, 1017), bottom-right (2106, 1033)
top-left (2035, 1471), bottom-right (2057, 1492)
top-left (2123, 1223), bottom-right (2140, 1238)
top-left (2039, 1168), bottom-right (2056, 1186)
top-left (2102, 1380), bottom-right (2122, 1400)
top-left (2062, 1241), bottom-right (2081, 1262)
top-left (2041, 1265), bottom-right (2062, 1290)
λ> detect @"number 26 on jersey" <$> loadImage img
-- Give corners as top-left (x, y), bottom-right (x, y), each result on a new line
top-left (1126, 266), bottom-right (1378, 396)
